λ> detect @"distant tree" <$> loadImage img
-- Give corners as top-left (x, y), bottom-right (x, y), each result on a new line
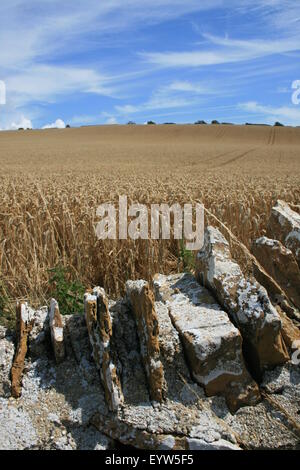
top-left (127, 121), bottom-right (136, 125)
top-left (245, 123), bottom-right (270, 126)
top-left (66, 124), bottom-right (71, 128)
top-left (147, 120), bottom-right (156, 125)
top-left (18, 128), bottom-right (24, 131)
top-left (211, 120), bottom-right (220, 125)
top-left (163, 122), bottom-right (175, 125)
top-left (274, 121), bottom-right (284, 127)
top-left (195, 120), bottom-right (207, 125)
top-left (222, 122), bottom-right (234, 126)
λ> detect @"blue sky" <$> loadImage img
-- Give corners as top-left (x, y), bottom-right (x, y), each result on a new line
top-left (0, 0), bottom-right (300, 130)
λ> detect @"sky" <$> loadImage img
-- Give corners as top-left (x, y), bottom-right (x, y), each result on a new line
top-left (0, 0), bottom-right (300, 130)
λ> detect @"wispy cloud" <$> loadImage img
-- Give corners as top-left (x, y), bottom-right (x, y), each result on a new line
top-left (1, 1), bottom-right (222, 128)
top-left (239, 101), bottom-right (300, 126)
top-left (1, 1), bottom-right (299, 128)
top-left (115, 105), bottom-right (140, 114)
top-left (167, 81), bottom-right (213, 94)
top-left (68, 114), bottom-right (101, 126)
top-left (142, 33), bottom-right (300, 68)
top-left (0, 64), bottom-right (116, 130)
top-left (142, 1), bottom-right (300, 69)
top-left (0, 1), bottom-right (220, 69)
top-left (5, 65), bottom-right (115, 108)
top-left (115, 80), bottom-right (216, 116)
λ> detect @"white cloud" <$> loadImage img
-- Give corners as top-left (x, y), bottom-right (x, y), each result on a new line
top-left (69, 115), bottom-right (100, 126)
top-left (167, 81), bottom-right (211, 94)
top-left (115, 105), bottom-right (139, 114)
top-left (2, 1), bottom-right (292, 85)
top-left (142, 33), bottom-right (300, 68)
top-left (42, 119), bottom-right (66, 129)
top-left (0, 64), bottom-right (116, 130)
top-left (10, 116), bottom-right (33, 130)
top-left (115, 98), bottom-right (192, 115)
top-left (146, 94), bottom-right (193, 111)
top-left (5, 65), bottom-right (115, 108)
top-left (239, 101), bottom-right (300, 126)
top-left (105, 117), bottom-right (118, 124)
top-left (140, 1), bottom-right (300, 70)
top-left (0, 1), bottom-right (223, 70)
top-left (1, 0), bottom-right (299, 127)
top-left (114, 80), bottom-right (215, 115)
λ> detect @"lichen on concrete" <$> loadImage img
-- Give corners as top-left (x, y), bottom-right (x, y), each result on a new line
top-left (196, 226), bottom-right (289, 379)
top-left (126, 280), bottom-right (165, 402)
top-left (84, 288), bottom-right (124, 412)
top-left (154, 273), bottom-right (260, 412)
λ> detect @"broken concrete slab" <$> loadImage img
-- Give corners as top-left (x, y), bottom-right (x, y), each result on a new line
top-left (126, 280), bottom-right (165, 402)
top-left (154, 273), bottom-right (260, 412)
top-left (0, 330), bottom-right (14, 398)
top-left (29, 307), bottom-right (49, 359)
top-left (196, 226), bottom-right (289, 380)
top-left (251, 254), bottom-right (300, 324)
top-left (94, 293), bottom-right (241, 450)
top-left (225, 400), bottom-right (300, 450)
top-left (84, 288), bottom-right (124, 412)
top-left (252, 236), bottom-right (300, 310)
top-left (276, 306), bottom-right (300, 351)
top-left (11, 303), bottom-right (35, 398)
top-left (49, 299), bottom-right (65, 364)
top-left (92, 411), bottom-right (240, 450)
top-left (267, 200), bottom-right (300, 267)
top-left (2, 299), bottom-right (299, 450)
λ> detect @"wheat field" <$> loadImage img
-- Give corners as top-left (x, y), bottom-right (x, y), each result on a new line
top-left (0, 124), bottom-right (299, 324)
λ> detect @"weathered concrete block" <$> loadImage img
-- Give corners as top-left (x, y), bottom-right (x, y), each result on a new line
top-left (49, 299), bottom-right (65, 364)
top-left (267, 200), bottom-right (300, 267)
top-left (28, 307), bottom-right (49, 358)
top-left (0, 330), bottom-right (15, 398)
top-left (276, 306), bottom-right (300, 350)
top-left (92, 411), bottom-right (240, 450)
top-left (154, 273), bottom-right (260, 412)
top-left (196, 226), bottom-right (289, 380)
top-left (84, 288), bottom-right (124, 412)
top-left (126, 280), bottom-right (165, 402)
top-left (252, 236), bottom-right (300, 310)
top-left (11, 303), bottom-right (35, 398)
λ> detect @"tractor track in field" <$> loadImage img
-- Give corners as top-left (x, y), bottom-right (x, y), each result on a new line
top-left (212, 147), bottom-right (258, 168)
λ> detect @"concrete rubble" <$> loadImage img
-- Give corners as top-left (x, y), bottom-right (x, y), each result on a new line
top-left (11, 303), bottom-right (35, 398)
top-left (126, 280), bottom-right (165, 402)
top-left (0, 200), bottom-right (300, 450)
top-left (252, 237), bottom-right (300, 310)
top-left (49, 299), bottom-right (65, 364)
top-left (153, 273), bottom-right (260, 412)
top-left (267, 200), bottom-right (300, 267)
top-left (84, 288), bottom-right (124, 412)
top-left (196, 226), bottom-right (289, 380)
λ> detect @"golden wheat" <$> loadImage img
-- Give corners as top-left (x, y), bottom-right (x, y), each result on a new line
top-left (0, 124), bottom-right (299, 322)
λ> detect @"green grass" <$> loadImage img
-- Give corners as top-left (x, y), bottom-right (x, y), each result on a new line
top-left (178, 240), bottom-right (195, 273)
top-left (48, 265), bottom-right (85, 315)
top-left (0, 264), bottom-right (86, 329)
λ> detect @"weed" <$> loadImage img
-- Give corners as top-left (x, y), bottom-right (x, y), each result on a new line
top-left (48, 265), bottom-right (85, 315)
top-left (178, 240), bottom-right (195, 273)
